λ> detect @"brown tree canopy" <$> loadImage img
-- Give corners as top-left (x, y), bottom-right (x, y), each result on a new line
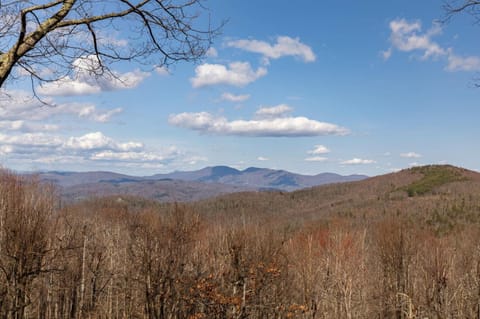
top-left (0, 0), bottom-right (219, 91)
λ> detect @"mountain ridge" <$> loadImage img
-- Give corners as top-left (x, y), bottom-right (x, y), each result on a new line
top-left (34, 165), bottom-right (368, 202)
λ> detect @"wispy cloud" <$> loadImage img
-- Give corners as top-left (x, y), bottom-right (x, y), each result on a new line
top-left (191, 62), bottom-right (267, 88)
top-left (0, 89), bottom-right (123, 129)
top-left (254, 104), bottom-right (293, 119)
top-left (307, 144), bottom-right (330, 155)
top-left (341, 158), bottom-right (376, 165)
top-left (169, 108), bottom-right (349, 137)
top-left (400, 152), bottom-right (422, 158)
top-left (206, 47), bottom-right (218, 58)
top-left (220, 92), bottom-right (251, 102)
top-left (305, 156), bottom-right (328, 162)
top-left (155, 66), bottom-right (170, 76)
top-left (0, 120), bottom-right (58, 132)
top-left (385, 18), bottom-right (480, 72)
top-left (446, 52), bottom-right (480, 71)
top-left (305, 145), bottom-right (330, 162)
top-left (226, 36), bottom-right (316, 63)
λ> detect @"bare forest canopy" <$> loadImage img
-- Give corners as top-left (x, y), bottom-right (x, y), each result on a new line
top-left (3, 165), bottom-right (480, 318)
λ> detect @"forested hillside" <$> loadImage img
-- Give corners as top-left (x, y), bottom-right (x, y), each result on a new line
top-left (2, 165), bottom-right (480, 318)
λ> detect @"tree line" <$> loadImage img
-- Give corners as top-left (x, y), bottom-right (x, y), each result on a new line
top-left (1, 170), bottom-right (480, 318)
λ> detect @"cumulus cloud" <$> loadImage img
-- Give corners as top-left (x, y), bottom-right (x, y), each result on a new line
top-left (341, 158), bottom-right (376, 165)
top-left (220, 92), bottom-right (251, 102)
top-left (307, 144), bottom-right (330, 155)
top-left (168, 109), bottom-right (348, 137)
top-left (37, 55), bottom-right (150, 96)
top-left (400, 152), bottom-right (422, 158)
top-left (255, 104), bottom-right (293, 119)
top-left (0, 130), bottom-right (188, 171)
top-left (257, 156), bottom-right (269, 161)
top-left (64, 132), bottom-right (143, 152)
top-left (226, 36), bottom-right (316, 62)
top-left (191, 62), bottom-right (267, 88)
top-left (385, 18), bottom-right (480, 72)
top-left (388, 19), bottom-right (445, 59)
top-left (0, 132), bottom-right (144, 159)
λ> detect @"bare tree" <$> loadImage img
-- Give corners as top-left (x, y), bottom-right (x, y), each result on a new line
top-left (0, 0), bottom-right (220, 91)
top-left (444, 0), bottom-right (480, 21)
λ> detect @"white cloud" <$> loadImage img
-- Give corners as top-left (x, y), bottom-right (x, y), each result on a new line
top-left (220, 92), bottom-right (251, 102)
top-left (169, 110), bottom-right (348, 137)
top-left (400, 152), bottom-right (422, 158)
top-left (206, 47), bottom-right (218, 58)
top-left (0, 145), bottom-right (13, 155)
top-left (341, 158), bottom-right (376, 165)
top-left (191, 62), bottom-right (267, 88)
top-left (255, 104), bottom-right (293, 119)
top-left (0, 89), bottom-right (53, 111)
top-left (305, 156), bottom-right (328, 162)
top-left (0, 90), bottom-right (122, 124)
top-left (37, 55), bottom-right (150, 96)
top-left (0, 120), bottom-right (27, 131)
top-left (227, 36), bottom-right (316, 62)
top-left (30, 155), bottom-right (86, 165)
top-left (381, 48), bottom-right (392, 60)
top-left (64, 132), bottom-right (143, 152)
top-left (388, 19), bottom-right (445, 59)
top-left (90, 151), bottom-right (167, 162)
top-left (446, 52), bottom-right (480, 72)
top-left (0, 120), bottom-right (58, 132)
top-left (0, 133), bottom-right (64, 151)
top-left (39, 78), bottom-right (101, 95)
top-left (73, 104), bottom-right (123, 123)
top-left (155, 66), bottom-right (170, 76)
top-left (385, 18), bottom-right (480, 72)
top-left (257, 156), bottom-right (269, 161)
top-left (307, 144), bottom-right (330, 155)
top-left (183, 155), bottom-right (208, 165)
top-left (0, 130), bottom-right (190, 169)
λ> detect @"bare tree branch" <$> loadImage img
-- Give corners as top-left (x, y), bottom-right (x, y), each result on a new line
top-left (0, 0), bottom-right (222, 97)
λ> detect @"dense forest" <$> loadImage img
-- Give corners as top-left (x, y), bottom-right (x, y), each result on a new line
top-left (2, 166), bottom-right (480, 318)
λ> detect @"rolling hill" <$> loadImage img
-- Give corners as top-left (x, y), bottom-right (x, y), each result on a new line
top-left (186, 165), bottom-right (480, 232)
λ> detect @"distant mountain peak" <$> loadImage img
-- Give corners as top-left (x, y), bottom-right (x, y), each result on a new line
top-left (242, 167), bottom-right (264, 173)
top-left (210, 166), bottom-right (241, 175)
top-left (33, 165), bottom-right (369, 203)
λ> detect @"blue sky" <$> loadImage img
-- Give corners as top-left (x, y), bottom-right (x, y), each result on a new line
top-left (1, 0), bottom-right (480, 176)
